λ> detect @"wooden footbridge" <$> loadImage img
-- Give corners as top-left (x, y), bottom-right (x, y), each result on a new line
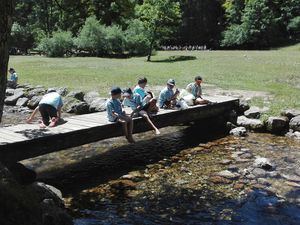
top-left (0, 96), bottom-right (238, 164)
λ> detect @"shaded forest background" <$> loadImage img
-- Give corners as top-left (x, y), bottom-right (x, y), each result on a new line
top-left (10, 0), bottom-right (300, 56)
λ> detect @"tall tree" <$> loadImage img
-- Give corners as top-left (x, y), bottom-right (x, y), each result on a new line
top-left (176, 0), bottom-right (224, 47)
top-left (138, 0), bottom-right (181, 61)
top-left (0, 0), bottom-right (15, 123)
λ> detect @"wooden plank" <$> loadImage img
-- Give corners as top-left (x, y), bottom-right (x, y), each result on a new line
top-left (70, 116), bottom-right (107, 124)
top-left (0, 129), bottom-right (29, 141)
top-left (66, 118), bottom-right (103, 127)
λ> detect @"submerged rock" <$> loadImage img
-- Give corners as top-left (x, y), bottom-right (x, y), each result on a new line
top-left (253, 157), bottom-right (274, 171)
top-left (215, 170), bottom-right (239, 180)
top-left (230, 127), bottom-right (247, 137)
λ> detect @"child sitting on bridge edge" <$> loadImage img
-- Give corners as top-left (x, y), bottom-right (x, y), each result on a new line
top-left (158, 79), bottom-right (180, 109)
top-left (106, 87), bottom-right (135, 143)
top-left (186, 76), bottom-right (210, 105)
top-left (123, 88), bottom-right (160, 135)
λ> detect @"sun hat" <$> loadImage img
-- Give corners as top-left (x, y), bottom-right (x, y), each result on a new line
top-left (167, 79), bottom-right (176, 86)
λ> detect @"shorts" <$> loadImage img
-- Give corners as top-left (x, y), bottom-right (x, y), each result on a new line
top-left (39, 104), bottom-right (57, 126)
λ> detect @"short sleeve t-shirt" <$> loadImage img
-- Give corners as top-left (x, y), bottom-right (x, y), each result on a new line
top-left (186, 83), bottom-right (202, 97)
top-left (10, 72), bottom-right (18, 82)
top-left (158, 87), bottom-right (174, 108)
top-left (106, 98), bottom-right (123, 122)
top-left (133, 86), bottom-right (147, 99)
top-left (39, 92), bottom-right (63, 109)
top-left (123, 94), bottom-right (142, 110)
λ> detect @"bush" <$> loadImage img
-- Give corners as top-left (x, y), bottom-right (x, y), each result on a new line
top-left (75, 16), bottom-right (108, 56)
top-left (10, 22), bottom-right (35, 53)
top-left (38, 31), bottom-right (74, 57)
top-left (221, 24), bottom-right (248, 47)
top-left (288, 16), bottom-right (300, 38)
top-left (125, 19), bottom-right (150, 55)
top-left (105, 25), bottom-right (126, 55)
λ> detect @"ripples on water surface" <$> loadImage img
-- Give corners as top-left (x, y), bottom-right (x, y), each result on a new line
top-left (22, 125), bottom-right (300, 225)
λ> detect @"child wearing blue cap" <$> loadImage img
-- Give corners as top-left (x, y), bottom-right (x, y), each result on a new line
top-left (106, 87), bottom-right (135, 143)
top-left (158, 79), bottom-right (180, 108)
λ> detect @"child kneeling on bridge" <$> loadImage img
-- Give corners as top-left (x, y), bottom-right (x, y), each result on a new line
top-left (106, 87), bottom-right (135, 143)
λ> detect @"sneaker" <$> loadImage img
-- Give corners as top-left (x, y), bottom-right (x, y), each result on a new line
top-left (49, 117), bottom-right (59, 127)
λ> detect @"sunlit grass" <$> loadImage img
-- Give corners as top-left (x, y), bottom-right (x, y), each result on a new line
top-left (9, 46), bottom-right (300, 115)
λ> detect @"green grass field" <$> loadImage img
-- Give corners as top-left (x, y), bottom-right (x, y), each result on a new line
top-left (8, 45), bottom-right (300, 115)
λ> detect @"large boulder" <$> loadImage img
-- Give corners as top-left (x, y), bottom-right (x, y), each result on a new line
top-left (84, 91), bottom-right (100, 105)
top-left (281, 109), bottom-right (300, 120)
top-left (266, 116), bottom-right (289, 134)
top-left (237, 116), bottom-right (265, 131)
top-left (244, 106), bottom-right (262, 119)
top-left (0, 163), bottom-right (73, 225)
top-left (230, 127), bottom-right (247, 137)
top-left (26, 88), bottom-right (46, 99)
top-left (16, 97), bottom-right (29, 107)
top-left (4, 89), bottom-right (24, 105)
top-left (63, 97), bottom-right (90, 114)
top-left (289, 115), bottom-right (300, 132)
top-left (67, 91), bottom-right (85, 101)
top-left (5, 88), bottom-right (15, 96)
top-left (89, 97), bottom-right (107, 112)
top-left (47, 87), bottom-right (68, 96)
top-left (237, 100), bottom-right (250, 115)
top-left (27, 96), bottom-right (42, 109)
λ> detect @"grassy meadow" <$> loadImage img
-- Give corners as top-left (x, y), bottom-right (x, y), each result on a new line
top-left (9, 46), bottom-right (300, 115)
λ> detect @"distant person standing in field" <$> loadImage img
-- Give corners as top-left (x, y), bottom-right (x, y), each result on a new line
top-left (7, 68), bottom-right (18, 88)
top-left (186, 76), bottom-right (210, 105)
top-left (106, 87), bottom-right (135, 143)
top-left (27, 90), bottom-right (63, 128)
top-left (158, 79), bottom-right (180, 108)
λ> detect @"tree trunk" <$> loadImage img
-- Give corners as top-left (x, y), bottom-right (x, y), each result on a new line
top-left (0, 0), bottom-right (15, 123)
top-left (147, 39), bottom-right (154, 62)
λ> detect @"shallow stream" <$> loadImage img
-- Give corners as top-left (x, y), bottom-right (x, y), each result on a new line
top-left (19, 124), bottom-right (300, 225)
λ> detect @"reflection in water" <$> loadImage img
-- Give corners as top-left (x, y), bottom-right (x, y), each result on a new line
top-left (22, 124), bottom-right (300, 225)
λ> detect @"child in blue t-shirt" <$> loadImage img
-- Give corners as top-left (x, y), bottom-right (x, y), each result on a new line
top-left (106, 87), bottom-right (135, 143)
top-left (8, 68), bottom-right (18, 88)
top-left (123, 88), bottom-right (160, 135)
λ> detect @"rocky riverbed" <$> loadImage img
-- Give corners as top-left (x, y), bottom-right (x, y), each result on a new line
top-left (18, 124), bottom-right (300, 225)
